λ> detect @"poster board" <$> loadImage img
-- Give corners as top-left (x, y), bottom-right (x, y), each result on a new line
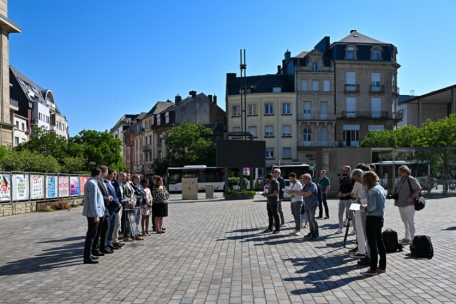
top-left (0, 173), bottom-right (11, 202)
top-left (30, 175), bottom-right (45, 199)
top-left (12, 174), bottom-right (28, 201)
top-left (70, 176), bottom-right (80, 196)
top-left (58, 176), bottom-right (69, 197)
top-left (79, 176), bottom-right (88, 196)
top-left (46, 175), bottom-right (58, 199)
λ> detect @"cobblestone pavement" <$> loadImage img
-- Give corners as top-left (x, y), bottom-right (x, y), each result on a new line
top-left (0, 193), bottom-right (455, 304)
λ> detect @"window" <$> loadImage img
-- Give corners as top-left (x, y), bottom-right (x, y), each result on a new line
top-left (18, 78), bottom-right (26, 86)
top-left (21, 123), bottom-right (24, 131)
top-left (399, 109), bottom-right (405, 119)
top-left (343, 125), bottom-right (360, 147)
top-left (248, 105), bottom-right (256, 115)
top-left (312, 80), bottom-right (319, 92)
top-left (392, 99), bottom-right (397, 114)
top-left (232, 106), bottom-right (240, 116)
top-left (346, 47), bottom-right (355, 59)
top-left (22, 138), bottom-right (26, 143)
top-left (303, 101), bottom-right (311, 119)
top-left (371, 73), bottom-right (381, 91)
top-left (301, 80), bottom-right (308, 91)
top-left (372, 47), bottom-right (381, 60)
top-left (346, 97), bottom-right (356, 118)
top-left (233, 127), bottom-right (241, 137)
top-left (14, 137), bottom-right (19, 146)
top-left (371, 98), bottom-right (381, 118)
top-left (265, 126), bottom-right (274, 137)
top-left (157, 114), bottom-right (161, 125)
top-left (248, 126), bottom-right (257, 137)
top-left (282, 125), bottom-right (291, 136)
top-left (15, 121), bottom-right (19, 129)
top-left (264, 104), bottom-right (274, 114)
top-left (32, 87), bottom-right (40, 95)
top-left (368, 125), bottom-right (384, 132)
top-left (265, 148), bottom-right (274, 159)
top-left (165, 112), bottom-right (170, 123)
top-left (345, 72), bottom-right (357, 91)
top-left (283, 148), bottom-right (291, 159)
top-left (320, 101), bottom-right (328, 119)
top-left (323, 80), bottom-right (330, 92)
top-left (272, 87), bottom-right (282, 93)
top-left (303, 128), bottom-right (311, 142)
top-left (282, 103), bottom-right (291, 114)
top-left (312, 62), bottom-right (317, 71)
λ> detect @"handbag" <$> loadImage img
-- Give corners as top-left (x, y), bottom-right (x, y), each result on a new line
top-left (407, 177), bottom-right (425, 211)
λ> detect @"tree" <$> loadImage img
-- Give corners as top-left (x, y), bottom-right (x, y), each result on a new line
top-left (0, 150), bottom-right (60, 172)
top-left (160, 123), bottom-right (215, 167)
top-left (15, 126), bottom-right (70, 160)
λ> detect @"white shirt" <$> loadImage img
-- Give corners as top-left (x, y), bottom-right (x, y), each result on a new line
top-left (290, 181), bottom-right (303, 203)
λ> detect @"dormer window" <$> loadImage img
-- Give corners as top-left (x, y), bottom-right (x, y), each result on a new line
top-left (165, 112), bottom-right (170, 123)
top-left (312, 62), bottom-right (318, 71)
top-left (18, 78), bottom-right (26, 87)
top-left (272, 87), bottom-right (282, 93)
top-left (157, 114), bottom-right (161, 125)
top-left (346, 47), bottom-right (355, 59)
top-left (371, 46), bottom-right (382, 60)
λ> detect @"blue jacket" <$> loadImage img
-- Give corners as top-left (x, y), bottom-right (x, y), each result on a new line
top-left (104, 179), bottom-right (121, 214)
top-left (365, 183), bottom-right (386, 217)
top-left (82, 177), bottom-right (105, 218)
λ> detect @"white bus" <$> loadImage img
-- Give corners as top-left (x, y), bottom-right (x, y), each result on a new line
top-left (374, 161), bottom-right (433, 191)
top-left (166, 165), bottom-right (225, 192)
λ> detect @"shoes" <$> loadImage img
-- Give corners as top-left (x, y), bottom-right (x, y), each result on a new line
top-left (134, 236), bottom-right (144, 241)
top-left (348, 247), bottom-right (358, 253)
top-left (100, 248), bottom-right (114, 254)
top-left (263, 228), bottom-right (273, 233)
top-left (302, 222), bottom-right (308, 228)
top-left (113, 242), bottom-right (124, 247)
top-left (294, 231), bottom-right (301, 236)
top-left (350, 230), bottom-right (356, 235)
top-left (281, 224), bottom-right (286, 227)
top-left (83, 259), bottom-right (99, 264)
top-left (162, 228), bottom-right (166, 231)
top-left (361, 268), bottom-right (377, 276)
top-left (272, 229), bottom-right (280, 234)
top-left (400, 238), bottom-right (411, 243)
top-left (90, 256), bottom-right (99, 260)
top-left (108, 244), bottom-right (120, 250)
top-left (311, 235), bottom-right (319, 240)
top-left (152, 227), bottom-right (156, 231)
top-left (91, 251), bottom-right (105, 257)
top-left (123, 237), bottom-right (133, 242)
top-left (350, 253), bottom-right (366, 258)
top-left (304, 232), bottom-right (312, 238)
top-left (357, 257), bottom-right (371, 266)
top-left (335, 229), bottom-right (343, 234)
top-left (289, 230), bottom-right (297, 235)
top-left (316, 216), bottom-right (322, 219)
top-left (377, 267), bottom-right (386, 273)
top-left (324, 216), bottom-right (329, 219)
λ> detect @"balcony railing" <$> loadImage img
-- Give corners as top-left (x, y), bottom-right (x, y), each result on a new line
top-left (297, 113), bottom-right (337, 121)
top-left (337, 111), bottom-right (401, 119)
top-left (297, 140), bottom-right (339, 148)
top-left (344, 84), bottom-right (359, 94)
top-left (142, 144), bottom-right (152, 152)
top-left (10, 98), bottom-right (19, 108)
top-left (392, 86), bottom-right (400, 94)
top-left (370, 85), bottom-right (385, 94)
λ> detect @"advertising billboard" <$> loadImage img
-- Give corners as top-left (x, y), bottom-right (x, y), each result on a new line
top-left (58, 176), bottom-right (69, 197)
top-left (30, 175), bottom-right (45, 199)
top-left (12, 174), bottom-right (28, 201)
top-left (46, 175), bottom-right (58, 199)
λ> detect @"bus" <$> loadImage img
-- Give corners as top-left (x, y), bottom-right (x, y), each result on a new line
top-left (166, 165), bottom-right (225, 192)
top-left (269, 164), bottom-right (311, 179)
top-left (374, 161), bottom-right (433, 191)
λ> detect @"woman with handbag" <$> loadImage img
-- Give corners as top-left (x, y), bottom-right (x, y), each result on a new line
top-left (393, 165), bottom-right (421, 243)
top-left (151, 176), bottom-right (169, 234)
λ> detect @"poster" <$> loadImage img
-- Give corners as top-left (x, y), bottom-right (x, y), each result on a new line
top-left (46, 175), bottom-right (58, 198)
top-left (30, 175), bottom-right (44, 199)
top-left (0, 173), bottom-right (11, 201)
top-left (58, 176), bottom-right (69, 197)
top-left (12, 174), bottom-right (28, 201)
top-left (70, 176), bottom-right (80, 196)
top-left (79, 176), bottom-right (88, 196)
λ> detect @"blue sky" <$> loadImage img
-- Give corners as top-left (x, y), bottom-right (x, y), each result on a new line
top-left (9, 0), bottom-right (456, 136)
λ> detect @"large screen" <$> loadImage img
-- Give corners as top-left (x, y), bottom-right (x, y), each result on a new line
top-left (216, 140), bottom-right (266, 168)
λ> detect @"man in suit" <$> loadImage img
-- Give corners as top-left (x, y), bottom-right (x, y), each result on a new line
top-left (93, 165), bottom-right (114, 255)
top-left (105, 168), bottom-right (122, 250)
top-left (82, 167), bottom-right (105, 264)
top-left (112, 172), bottom-right (129, 245)
top-left (131, 174), bottom-right (146, 239)
top-left (123, 172), bottom-right (143, 240)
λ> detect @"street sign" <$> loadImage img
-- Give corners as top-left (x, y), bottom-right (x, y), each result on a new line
top-left (309, 164), bottom-right (316, 170)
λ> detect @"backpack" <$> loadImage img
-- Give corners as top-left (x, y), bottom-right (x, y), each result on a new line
top-left (314, 182), bottom-right (323, 204)
top-left (410, 235), bottom-right (434, 259)
top-left (382, 228), bottom-right (403, 252)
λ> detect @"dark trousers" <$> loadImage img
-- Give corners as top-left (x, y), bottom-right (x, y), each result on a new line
top-left (107, 211), bottom-right (116, 245)
top-left (366, 216), bottom-right (386, 271)
top-left (93, 213), bottom-right (109, 252)
top-left (122, 208), bottom-right (132, 238)
top-left (277, 199), bottom-right (284, 225)
top-left (267, 203), bottom-right (280, 230)
top-left (84, 217), bottom-right (98, 261)
top-left (305, 206), bottom-right (319, 236)
top-left (319, 194), bottom-right (329, 217)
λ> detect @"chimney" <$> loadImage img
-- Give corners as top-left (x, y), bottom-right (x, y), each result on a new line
top-left (284, 49), bottom-right (291, 62)
top-left (189, 90), bottom-right (196, 98)
top-left (175, 94), bottom-right (182, 104)
top-left (350, 29), bottom-right (357, 33)
top-left (282, 60), bottom-right (287, 74)
top-left (277, 65), bottom-right (281, 74)
top-left (226, 72), bottom-right (236, 84)
top-left (208, 95), bottom-right (213, 102)
top-left (213, 95), bottom-right (217, 104)
top-left (166, 99), bottom-right (171, 103)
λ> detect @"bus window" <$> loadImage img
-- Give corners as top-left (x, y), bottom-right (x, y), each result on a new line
top-left (168, 173), bottom-right (181, 184)
top-left (197, 170), bottom-right (207, 182)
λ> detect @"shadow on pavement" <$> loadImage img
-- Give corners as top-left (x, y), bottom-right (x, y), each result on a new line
top-left (442, 226), bottom-right (456, 231)
top-left (0, 239), bottom-right (82, 276)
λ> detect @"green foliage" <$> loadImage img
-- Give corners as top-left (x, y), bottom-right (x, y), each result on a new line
top-left (225, 189), bottom-right (256, 196)
top-left (0, 150), bottom-right (60, 172)
top-left (61, 157), bottom-right (86, 173)
top-left (228, 177), bottom-right (249, 187)
top-left (152, 157), bottom-right (170, 176)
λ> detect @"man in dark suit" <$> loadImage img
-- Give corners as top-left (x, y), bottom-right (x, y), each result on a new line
top-left (93, 165), bottom-right (114, 255)
top-left (112, 172), bottom-right (129, 245)
top-left (131, 174), bottom-right (146, 238)
top-left (105, 168), bottom-right (122, 250)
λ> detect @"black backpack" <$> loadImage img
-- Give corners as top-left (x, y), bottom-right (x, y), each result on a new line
top-left (410, 235), bottom-right (434, 259)
top-left (382, 228), bottom-right (403, 252)
top-left (313, 182), bottom-right (323, 204)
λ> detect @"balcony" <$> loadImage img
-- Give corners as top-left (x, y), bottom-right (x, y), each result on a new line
top-left (297, 113), bottom-right (337, 121)
top-left (344, 84), bottom-right (359, 94)
top-left (142, 144), bottom-right (152, 152)
top-left (297, 140), bottom-right (339, 148)
top-left (49, 125), bottom-right (56, 132)
top-left (10, 98), bottom-right (19, 110)
top-left (393, 86), bottom-right (400, 95)
top-left (337, 111), bottom-right (401, 119)
top-left (32, 118), bottom-right (38, 125)
top-left (370, 85), bottom-right (385, 95)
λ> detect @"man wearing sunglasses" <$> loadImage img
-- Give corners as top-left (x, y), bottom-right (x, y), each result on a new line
top-left (336, 165), bottom-right (354, 234)
top-left (261, 173), bottom-right (280, 234)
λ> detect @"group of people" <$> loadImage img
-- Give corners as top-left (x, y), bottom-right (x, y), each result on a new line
top-left (81, 166), bottom-right (170, 264)
top-left (262, 162), bottom-right (421, 276)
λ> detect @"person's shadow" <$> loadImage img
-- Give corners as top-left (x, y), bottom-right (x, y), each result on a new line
top-left (0, 236), bottom-right (84, 276)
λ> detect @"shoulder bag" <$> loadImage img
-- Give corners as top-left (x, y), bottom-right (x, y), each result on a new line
top-left (407, 177), bottom-right (425, 211)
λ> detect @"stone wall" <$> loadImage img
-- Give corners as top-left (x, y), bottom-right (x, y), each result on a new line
top-left (0, 197), bottom-right (84, 217)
